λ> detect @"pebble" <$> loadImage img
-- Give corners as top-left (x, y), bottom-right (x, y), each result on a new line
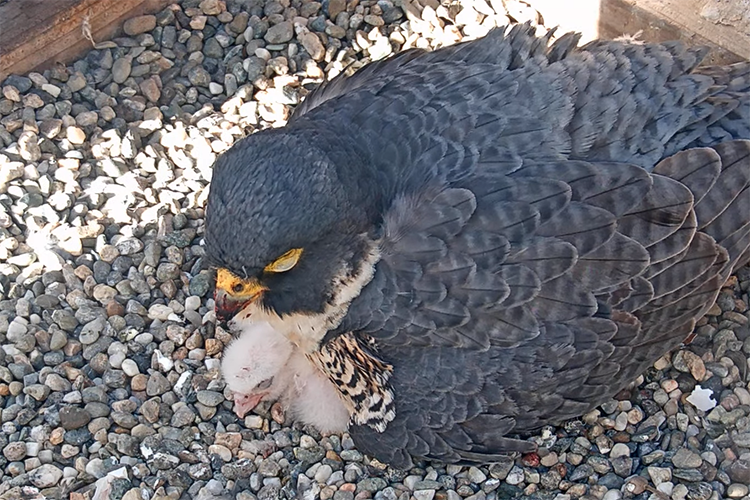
top-left (672, 448), bottom-right (703, 469)
top-left (123, 15), bottom-right (156, 35)
top-left (299, 31), bottom-right (325, 61)
top-left (28, 464), bottom-right (63, 488)
top-left (265, 21), bottom-right (294, 43)
top-left (66, 126), bottom-right (86, 144)
top-left (112, 57), bottom-right (132, 84)
top-left (468, 466), bottom-right (487, 483)
top-left (3, 442), bottom-right (27, 461)
top-left (609, 443), bottom-right (630, 458)
top-left (67, 72), bottom-right (87, 92)
top-left (121, 359), bottom-right (140, 377)
top-left (505, 467), bottom-right (524, 485)
top-left (727, 484), bottom-right (749, 498)
top-left (673, 350), bottom-right (707, 381)
top-left (59, 406), bottom-right (92, 430)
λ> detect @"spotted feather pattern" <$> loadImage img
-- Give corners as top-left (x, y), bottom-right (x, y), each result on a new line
top-left (310, 334), bottom-right (396, 431)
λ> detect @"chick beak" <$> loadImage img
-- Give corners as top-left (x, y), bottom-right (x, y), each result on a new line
top-left (233, 392), bottom-right (267, 419)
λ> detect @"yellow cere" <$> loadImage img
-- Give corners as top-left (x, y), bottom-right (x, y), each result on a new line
top-left (216, 268), bottom-right (267, 296)
top-left (264, 248), bottom-right (304, 273)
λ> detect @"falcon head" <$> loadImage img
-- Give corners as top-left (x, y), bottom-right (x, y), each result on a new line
top-left (205, 130), bottom-right (383, 347)
top-left (221, 321), bottom-right (296, 418)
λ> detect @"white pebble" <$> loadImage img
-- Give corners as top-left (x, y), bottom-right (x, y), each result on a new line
top-left (733, 387), bottom-right (750, 405)
top-left (135, 332), bottom-right (154, 345)
top-left (26, 442), bottom-right (40, 457)
top-left (121, 359), bottom-right (140, 377)
top-left (610, 443), bottom-right (631, 459)
top-left (505, 466), bottom-right (524, 485)
top-left (657, 481), bottom-right (674, 496)
top-left (155, 349), bottom-right (174, 372)
top-left (185, 295), bottom-right (201, 311)
top-left (148, 304), bottom-right (174, 321)
top-left (109, 352), bottom-right (126, 369)
top-left (614, 412), bottom-right (628, 431)
top-left (7, 320), bottom-right (28, 337)
top-left (42, 84), bottom-right (61, 98)
top-left (244, 415), bottom-right (264, 429)
top-left (62, 391), bottom-right (82, 404)
top-left (204, 358), bottom-right (221, 371)
top-left (602, 490), bottom-right (622, 500)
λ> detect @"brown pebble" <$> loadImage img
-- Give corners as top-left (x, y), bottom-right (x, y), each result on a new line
top-left (64, 339), bottom-right (82, 357)
top-left (62, 365), bottom-right (82, 381)
top-left (205, 338), bottom-right (223, 356)
top-left (173, 346), bottom-right (189, 360)
top-left (661, 379), bottom-right (679, 392)
top-left (106, 300), bottom-right (125, 317)
top-left (185, 331), bottom-right (203, 350)
top-left (625, 476), bottom-right (648, 495)
top-left (340, 483), bottom-right (356, 492)
top-left (131, 374), bottom-right (148, 392)
top-left (271, 402), bottom-right (285, 424)
top-left (552, 463), bottom-right (567, 478)
top-left (215, 328), bottom-right (233, 346)
top-left (50, 427), bottom-right (65, 445)
top-left (326, 450), bottom-right (341, 462)
top-left (215, 432), bottom-right (242, 450)
top-left (706, 303), bottom-right (722, 316)
top-left (74, 265), bottom-right (93, 280)
top-left (0, 384), bottom-right (8, 397)
top-left (612, 432), bottom-right (631, 443)
top-left (34, 329), bottom-right (51, 350)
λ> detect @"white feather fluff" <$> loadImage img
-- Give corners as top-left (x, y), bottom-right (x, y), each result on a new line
top-left (221, 319), bottom-right (350, 432)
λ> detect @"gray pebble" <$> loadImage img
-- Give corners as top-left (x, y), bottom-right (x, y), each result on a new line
top-left (264, 21), bottom-right (293, 44)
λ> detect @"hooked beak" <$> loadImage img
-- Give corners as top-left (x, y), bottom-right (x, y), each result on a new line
top-left (214, 268), bottom-right (267, 326)
top-left (233, 392), bottom-right (267, 418)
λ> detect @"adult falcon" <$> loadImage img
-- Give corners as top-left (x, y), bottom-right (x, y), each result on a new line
top-left (205, 24), bottom-right (750, 468)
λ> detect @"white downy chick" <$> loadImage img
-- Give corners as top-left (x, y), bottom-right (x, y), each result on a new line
top-left (221, 321), bottom-right (350, 433)
top-left (221, 321), bottom-right (295, 418)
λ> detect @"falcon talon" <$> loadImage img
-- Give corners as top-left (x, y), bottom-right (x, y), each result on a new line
top-left (207, 23), bottom-right (750, 468)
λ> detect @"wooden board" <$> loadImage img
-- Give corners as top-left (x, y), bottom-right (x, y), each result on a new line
top-left (531, 0), bottom-right (749, 65)
top-left (0, 0), bottom-right (172, 81)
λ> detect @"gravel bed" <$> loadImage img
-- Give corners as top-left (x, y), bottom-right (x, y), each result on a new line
top-left (1, 0), bottom-right (750, 499)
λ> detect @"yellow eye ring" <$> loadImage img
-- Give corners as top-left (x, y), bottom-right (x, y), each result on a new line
top-left (264, 248), bottom-right (303, 273)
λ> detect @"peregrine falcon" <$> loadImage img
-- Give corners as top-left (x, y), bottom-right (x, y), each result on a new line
top-left (206, 24), bottom-right (750, 467)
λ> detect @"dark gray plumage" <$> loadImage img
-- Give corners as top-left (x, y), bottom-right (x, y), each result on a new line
top-left (206, 24), bottom-right (750, 468)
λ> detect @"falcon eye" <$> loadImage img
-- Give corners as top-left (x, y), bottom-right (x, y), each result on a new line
top-left (264, 248), bottom-right (303, 273)
top-left (232, 283), bottom-right (244, 293)
top-left (256, 377), bottom-right (274, 390)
